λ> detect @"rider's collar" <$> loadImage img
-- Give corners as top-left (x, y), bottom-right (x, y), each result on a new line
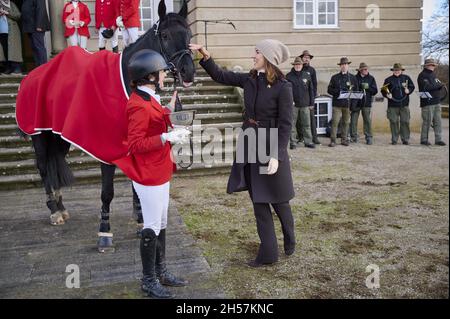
top-left (137, 85), bottom-right (161, 104)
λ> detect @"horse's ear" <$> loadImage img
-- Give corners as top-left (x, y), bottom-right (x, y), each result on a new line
top-left (178, 0), bottom-right (188, 19)
top-left (158, 0), bottom-right (167, 21)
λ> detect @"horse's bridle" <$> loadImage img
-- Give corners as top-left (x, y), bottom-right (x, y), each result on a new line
top-left (153, 21), bottom-right (192, 84)
top-left (153, 21), bottom-right (194, 169)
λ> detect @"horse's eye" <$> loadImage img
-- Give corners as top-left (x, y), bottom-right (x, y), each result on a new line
top-left (161, 33), bottom-right (169, 40)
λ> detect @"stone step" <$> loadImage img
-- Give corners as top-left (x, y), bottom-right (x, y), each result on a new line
top-left (182, 103), bottom-right (242, 114)
top-left (161, 84), bottom-right (233, 94)
top-left (0, 154), bottom-right (100, 176)
top-left (0, 83), bottom-right (20, 94)
top-left (0, 123), bottom-right (19, 136)
top-left (0, 74), bottom-right (25, 84)
top-left (0, 114), bottom-right (16, 127)
top-left (0, 103), bottom-right (15, 114)
top-left (0, 93), bottom-right (17, 103)
top-left (0, 146), bottom-right (84, 162)
top-left (0, 161), bottom-right (232, 191)
top-left (189, 112), bottom-right (242, 124)
top-left (161, 93), bottom-right (238, 105)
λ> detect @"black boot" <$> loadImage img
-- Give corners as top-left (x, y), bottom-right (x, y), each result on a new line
top-left (99, 47), bottom-right (106, 51)
top-left (156, 229), bottom-right (188, 287)
top-left (141, 228), bottom-right (173, 298)
top-left (112, 46), bottom-right (119, 53)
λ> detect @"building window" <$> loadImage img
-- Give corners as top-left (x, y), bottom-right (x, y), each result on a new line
top-left (294, 0), bottom-right (338, 29)
top-left (140, 0), bottom-right (153, 32)
top-left (314, 96), bottom-right (333, 134)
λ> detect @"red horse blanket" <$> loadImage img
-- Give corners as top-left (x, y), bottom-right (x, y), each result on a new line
top-left (16, 46), bottom-right (129, 163)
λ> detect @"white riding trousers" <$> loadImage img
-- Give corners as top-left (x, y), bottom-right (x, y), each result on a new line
top-left (132, 180), bottom-right (170, 236)
top-left (122, 27), bottom-right (139, 46)
top-left (67, 30), bottom-right (87, 49)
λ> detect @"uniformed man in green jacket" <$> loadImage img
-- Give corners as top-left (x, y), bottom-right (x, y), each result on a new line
top-left (327, 57), bottom-right (358, 147)
top-left (417, 58), bottom-right (446, 146)
top-left (381, 63), bottom-right (415, 145)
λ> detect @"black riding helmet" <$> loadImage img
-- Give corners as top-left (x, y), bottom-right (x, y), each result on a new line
top-left (128, 49), bottom-right (171, 83)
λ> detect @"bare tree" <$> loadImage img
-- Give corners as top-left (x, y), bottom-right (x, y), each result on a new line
top-left (423, 0), bottom-right (449, 61)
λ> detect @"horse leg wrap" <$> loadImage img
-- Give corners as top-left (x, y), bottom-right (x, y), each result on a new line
top-left (54, 190), bottom-right (70, 221)
top-left (99, 208), bottom-right (111, 233)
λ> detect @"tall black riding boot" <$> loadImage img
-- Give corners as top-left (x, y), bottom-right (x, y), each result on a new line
top-left (156, 229), bottom-right (188, 287)
top-left (141, 228), bottom-right (172, 298)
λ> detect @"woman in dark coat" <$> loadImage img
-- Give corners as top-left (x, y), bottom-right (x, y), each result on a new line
top-left (190, 40), bottom-right (296, 267)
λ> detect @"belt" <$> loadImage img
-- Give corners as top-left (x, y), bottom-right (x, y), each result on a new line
top-left (245, 118), bottom-right (278, 128)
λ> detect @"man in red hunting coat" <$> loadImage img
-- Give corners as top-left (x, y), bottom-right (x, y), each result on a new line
top-left (117, 0), bottom-right (140, 46)
top-left (62, 0), bottom-right (91, 49)
top-left (95, 0), bottom-right (120, 53)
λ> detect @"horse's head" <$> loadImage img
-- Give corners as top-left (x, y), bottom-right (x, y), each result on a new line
top-left (156, 0), bottom-right (195, 87)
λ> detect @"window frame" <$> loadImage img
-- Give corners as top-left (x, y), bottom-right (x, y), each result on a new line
top-left (137, 0), bottom-right (174, 34)
top-left (293, 0), bottom-right (339, 29)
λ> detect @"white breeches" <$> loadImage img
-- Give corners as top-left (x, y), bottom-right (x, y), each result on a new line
top-left (67, 30), bottom-right (87, 49)
top-left (122, 27), bottom-right (139, 46)
top-left (98, 27), bottom-right (119, 48)
top-left (132, 180), bottom-right (170, 236)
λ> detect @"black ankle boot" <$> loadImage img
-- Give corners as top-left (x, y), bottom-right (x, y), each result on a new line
top-left (141, 228), bottom-right (172, 298)
top-left (156, 229), bottom-right (188, 287)
top-left (112, 46), bottom-right (119, 53)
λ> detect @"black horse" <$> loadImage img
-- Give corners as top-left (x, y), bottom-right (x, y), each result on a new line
top-left (25, 0), bottom-right (195, 252)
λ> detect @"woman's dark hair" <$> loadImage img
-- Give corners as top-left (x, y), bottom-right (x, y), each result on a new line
top-left (250, 58), bottom-right (285, 85)
top-left (130, 72), bottom-right (159, 90)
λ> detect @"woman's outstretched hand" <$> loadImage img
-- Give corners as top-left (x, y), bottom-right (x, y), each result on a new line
top-left (166, 90), bottom-right (178, 112)
top-left (189, 43), bottom-right (211, 61)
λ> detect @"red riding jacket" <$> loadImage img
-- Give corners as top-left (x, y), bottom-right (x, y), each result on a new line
top-left (119, 0), bottom-right (141, 28)
top-left (95, 0), bottom-right (120, 29)
top-left (62, 1), bottom-right (91, 38)
top-left (113, 89), bottom-right (176, 186)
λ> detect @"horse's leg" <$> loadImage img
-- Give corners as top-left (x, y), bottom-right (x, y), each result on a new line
top-left (54, 189), bottom-right (69, 221)
top-left (54, 135), bottom-right (73, 221)
top-left (31, 133), bottom-right (64, 225)
top-left (97, 162), bottom-right (116, 253)
top-left (132, 184), bottom-right (144, 237)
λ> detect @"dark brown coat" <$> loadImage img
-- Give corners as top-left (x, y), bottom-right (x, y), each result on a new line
top-left (199, 58), bottom-right (295, 204)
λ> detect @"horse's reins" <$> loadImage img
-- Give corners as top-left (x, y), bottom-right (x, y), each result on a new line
top-left (153, 21), bottom-right (194, 169)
